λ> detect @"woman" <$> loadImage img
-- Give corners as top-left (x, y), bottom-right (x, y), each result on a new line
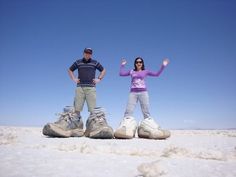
top-left (114, 57), bottom-right (171, 139)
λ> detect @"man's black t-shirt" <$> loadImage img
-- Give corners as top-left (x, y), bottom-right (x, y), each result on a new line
top-left (69, 58), bottom-right (104, 87)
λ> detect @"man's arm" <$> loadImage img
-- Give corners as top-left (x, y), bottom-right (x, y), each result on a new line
top-left (98, 68), bottom-right (106, 80)
top-left (93, 68), bottom-right (106, 84)
top-left (68, 69), bottom-right (80, 83)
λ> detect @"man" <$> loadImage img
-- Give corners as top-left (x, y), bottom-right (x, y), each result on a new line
top-left (68, 48), bottom-right (105, 116)
top-left (43, 48), bottom-right (113, 138)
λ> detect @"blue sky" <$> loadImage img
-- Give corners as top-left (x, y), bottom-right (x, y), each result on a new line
top-left (0, 0), bottom-right (235, 129)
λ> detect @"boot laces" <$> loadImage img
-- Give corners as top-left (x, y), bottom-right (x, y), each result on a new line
top-left (56, 110), bottom-right (77, 123)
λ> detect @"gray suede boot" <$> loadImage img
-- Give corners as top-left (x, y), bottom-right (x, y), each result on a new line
top-left (84, 107), bottom-right (114, 139)
top-left (43, 106), bottom-right (84, 138)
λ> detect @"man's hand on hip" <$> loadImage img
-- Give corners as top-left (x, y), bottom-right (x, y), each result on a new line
top-left (73, 78), bottom-right (80, 84)
top-left (93, 78), bottom-right (101, 84)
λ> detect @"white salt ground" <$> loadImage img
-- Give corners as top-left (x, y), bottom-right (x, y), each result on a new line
top-left (0, 126), bottom-right (236, 177)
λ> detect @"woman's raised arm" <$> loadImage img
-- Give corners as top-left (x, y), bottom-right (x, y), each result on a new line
top-left (147, 58), bottom-right (169, 77)
top-left (119, 59), bottom-right (131, 76)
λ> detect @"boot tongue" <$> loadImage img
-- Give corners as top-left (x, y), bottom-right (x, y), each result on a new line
top-left (93, 107), bottom-right (106, 114)
top-left (88, 107), bottom-right (107, 125)
top-left (91, 107), bottom-right (106, 119)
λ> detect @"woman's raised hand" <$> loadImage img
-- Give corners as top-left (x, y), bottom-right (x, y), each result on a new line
top-left (163, 58), bottom-right (170, 66)
top-left (121, 58), bottom-right (127, 65)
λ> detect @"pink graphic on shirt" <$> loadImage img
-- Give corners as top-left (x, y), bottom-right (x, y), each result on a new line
top-left (131, 78), bottom-right (145, 88)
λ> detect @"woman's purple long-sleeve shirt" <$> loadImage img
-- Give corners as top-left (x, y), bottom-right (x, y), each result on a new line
top-left (119, 64), bottom-right (165, 92)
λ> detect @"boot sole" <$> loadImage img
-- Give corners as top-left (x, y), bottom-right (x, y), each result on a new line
top-left (87, 127), bottom-right (114, 139)
top-left (114, 133), bottom-right (133, 139)
top-left (43, 124), bottom-right (84, 138)
top-left (114, 130), bottom-right (135, 139)
top-left (138, 127), bottom-right (170, 140)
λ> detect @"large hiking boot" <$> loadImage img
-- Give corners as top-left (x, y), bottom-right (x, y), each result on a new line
top-left (84, 107), bottom-right (114, 139)
top-left (138, 117), bottom-right (171, 140)
top-left (114, 116), bottom-right (137, 139)
top-left (43, 106), bottom-right (84, 138)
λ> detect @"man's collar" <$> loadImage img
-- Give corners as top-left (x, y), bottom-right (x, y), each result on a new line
top-left (82, 58), bottom-right (92, 63)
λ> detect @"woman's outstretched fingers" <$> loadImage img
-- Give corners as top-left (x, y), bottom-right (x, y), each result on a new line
top-left (121, 58), bottom-right (127, 65)
top-left (163, 58), bottom-right (170, 66)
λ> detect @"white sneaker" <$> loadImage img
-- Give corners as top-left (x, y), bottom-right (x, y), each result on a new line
top-left (138, 117), bottom-right (171, 139)
top-left (114, 116), bottom-right (137, 139)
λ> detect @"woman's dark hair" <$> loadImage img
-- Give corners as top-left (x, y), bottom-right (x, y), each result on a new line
top-left (134, 57), bottom-right (145, 71)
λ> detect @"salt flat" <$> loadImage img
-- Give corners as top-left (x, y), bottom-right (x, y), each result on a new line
top-left (0, 126), bottom-right (236, 177)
